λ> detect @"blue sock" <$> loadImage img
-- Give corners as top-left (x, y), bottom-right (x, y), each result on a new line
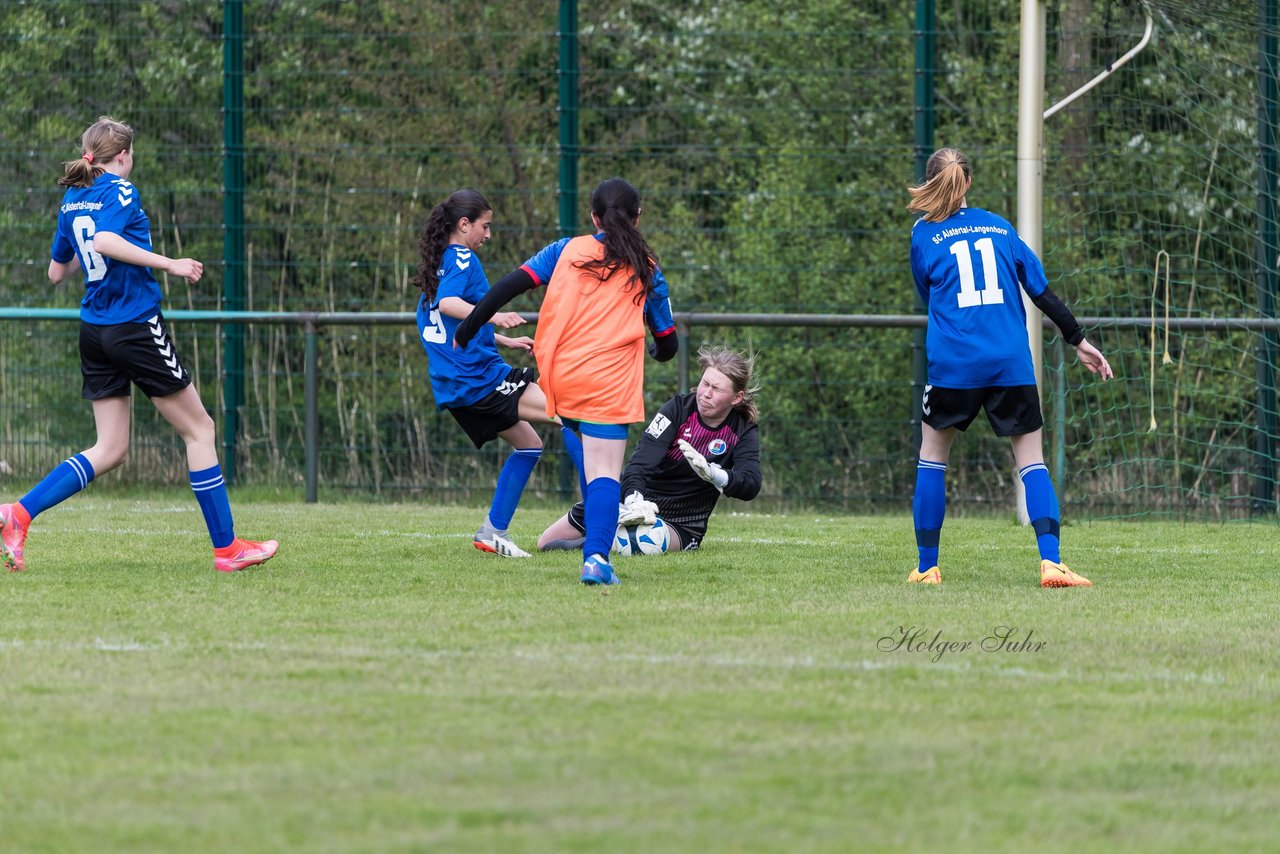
top-left (190, 464), bottom-right (235, 549)
top-left (1019, 463), bottom-right (1061, 563)
top-left (561, 425), bottom-right (587, 497)
top-left (19, 453), bottom-right (95, 519)
top-left (582, 476), bottom-right (621, 562)
top-left (913, 459), bottom-right (947, 571)
top-left (488, 448), bottom-right (541, 531)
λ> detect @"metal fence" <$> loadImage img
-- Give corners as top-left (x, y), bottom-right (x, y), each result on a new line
top-left (4, 308), bottom-right (1278, 519)
top-left (1, 1), bottom-right (1276, 519)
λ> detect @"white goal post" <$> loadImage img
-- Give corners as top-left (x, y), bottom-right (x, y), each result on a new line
top-left (1015, 0), bottom-right (1155, 522)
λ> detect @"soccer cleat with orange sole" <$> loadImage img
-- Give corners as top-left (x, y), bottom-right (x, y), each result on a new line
top-left (1040, 560), bottom-right (1092, 588)
top-left (214, 537), bottom-right (280, 573)
top-left (1, 503), bottom-right (30, 572)
top-left (908, 566), bottom-right (942, 584)
top-left (473, 533), bottom-right (531, 558)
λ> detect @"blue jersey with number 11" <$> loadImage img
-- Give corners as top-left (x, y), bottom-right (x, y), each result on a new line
top-left (909, 206), bottom-right (1048, 388)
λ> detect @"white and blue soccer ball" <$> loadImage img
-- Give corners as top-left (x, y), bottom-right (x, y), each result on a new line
top-left (612, 517), bottom-right (670, 556)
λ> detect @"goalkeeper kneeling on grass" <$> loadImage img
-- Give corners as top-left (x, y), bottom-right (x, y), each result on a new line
top-left (539, 345), bottom-right (762, 554)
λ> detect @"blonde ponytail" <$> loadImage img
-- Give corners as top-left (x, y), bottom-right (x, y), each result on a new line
top-left (906, 147), bottom-right (972, 223)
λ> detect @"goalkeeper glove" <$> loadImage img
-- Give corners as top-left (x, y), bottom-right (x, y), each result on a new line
top-left (677, 440), bottom-right (729, 491)
top-left (617, 490), bottom-right (659, 526)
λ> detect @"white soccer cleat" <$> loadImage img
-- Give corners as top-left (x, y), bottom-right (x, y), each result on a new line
top-left (473, 533), bottom-right (532, 558)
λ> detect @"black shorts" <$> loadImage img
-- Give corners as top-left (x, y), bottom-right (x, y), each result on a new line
top-left (80, 313), bottom-right (192, 400)
top-left (565, 502), bottom-right (702, 552)
top-left (448, 366), bottom-right (537, 449)
top-left (921, 384), bottom-right (1043, 437)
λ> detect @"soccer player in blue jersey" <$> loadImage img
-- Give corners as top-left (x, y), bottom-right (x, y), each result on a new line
top-left (413, 189), bottom-right (584, 558)
top-left (906, 147), bottom-right (1113, 588)
top-left (0, 116), bottom-right (278, 573)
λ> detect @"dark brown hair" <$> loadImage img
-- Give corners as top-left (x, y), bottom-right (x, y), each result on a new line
top-left (573, 177), bottom-right (658, 305)
top-left (411, 189), bottom-right (492, 302)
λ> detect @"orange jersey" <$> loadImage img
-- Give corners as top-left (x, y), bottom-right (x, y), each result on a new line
top-left (532, 235), bottom-right (653, 424)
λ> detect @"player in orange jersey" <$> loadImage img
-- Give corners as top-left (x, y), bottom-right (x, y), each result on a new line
top-left (455, 178), bottom-right (678, 585)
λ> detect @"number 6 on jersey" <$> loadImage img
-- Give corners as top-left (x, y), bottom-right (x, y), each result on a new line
top-left (950, 237), bottom-right (1004, 308)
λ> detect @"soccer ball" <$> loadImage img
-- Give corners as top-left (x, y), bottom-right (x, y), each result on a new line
top-left (612, 517), bottom-right (670, 556)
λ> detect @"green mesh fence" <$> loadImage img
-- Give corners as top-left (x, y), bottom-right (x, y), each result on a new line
top-left (1041, 0), bottom-right (1275, 519)
top-left (0, 1), bottom-right (1276, 519)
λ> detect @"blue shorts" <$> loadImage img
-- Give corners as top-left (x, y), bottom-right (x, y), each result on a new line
top-left (561, 418), bottom-right (628, 440)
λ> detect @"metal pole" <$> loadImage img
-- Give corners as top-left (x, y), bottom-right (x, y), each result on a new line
top-left (557, 0), bottom-right (579, 498)
top-left (1052, 337), bottom-right (1067, 487)
top-left (304, 319), bottom-right (319, 503)
top-left (677, 320), bottom-right (691, 393)
top-left (912, 0), bottom-right (935, 453)
top-left (1255, 0), bottom-right (1280, 514)
top-left (222, 0), bottom-right (246, 483)
top-left (557, 0), bottom-right (579, 239)
top-left (1016, 0), bottom-right (1047, 523)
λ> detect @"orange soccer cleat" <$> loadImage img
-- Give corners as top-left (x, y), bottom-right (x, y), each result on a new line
top-left (214, 537), bottom-right (280, 573)
top-left (1, 503), bottom-right (31, 572)
top-left (908, 566), bottom-right (942, 584)
top-left (1040, 560), bottom-right (1092, 588)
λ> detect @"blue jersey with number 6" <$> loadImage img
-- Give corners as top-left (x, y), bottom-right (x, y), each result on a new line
top-left (50, 173), bottom-right (163, 325)
top-left (416, 244), bottom-right (509, 410)
top-left (909, 207), bottom-right (1048, 388)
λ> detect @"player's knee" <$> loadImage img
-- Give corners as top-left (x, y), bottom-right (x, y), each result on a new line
top-left (89, 442), bottom-right (128, 473)
top-left (182, 411), bottom-right (217, 448)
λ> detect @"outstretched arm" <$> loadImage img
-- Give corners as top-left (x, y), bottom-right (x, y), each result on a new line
top-left (453, 267), bottom-right (537, 348)
top-left (436, 296), bottom-right (525, 329)
top-left (1028, 286), bottom-right (1113, 380)
top-left (93, 232), bottom-right (203, 283)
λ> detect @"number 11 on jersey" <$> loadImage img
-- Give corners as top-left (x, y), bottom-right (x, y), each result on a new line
top-left (950, 237), bottom-right (1004, 308)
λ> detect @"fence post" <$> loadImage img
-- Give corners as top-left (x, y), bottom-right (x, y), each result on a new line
top-left (555, 0), bottom-right (580, 499)
top-left (1254, 0), bottom-right (1279, 514)
top-left (677, 319), bottom-right (691, 393)
top-left (304, 317), bottom-right (319, 503)
top-left (1052, 337), bottom-right (1066, 488)
top-left (221, 0), bottom-right (246, 483)
top-left (557, 0), bottom-right (579, 238)
top-left (912, 0), bottom-right (935, 453)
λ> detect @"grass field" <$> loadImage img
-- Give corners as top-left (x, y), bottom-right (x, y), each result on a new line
top-left (1, 496), bottom-right (1277, 852)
